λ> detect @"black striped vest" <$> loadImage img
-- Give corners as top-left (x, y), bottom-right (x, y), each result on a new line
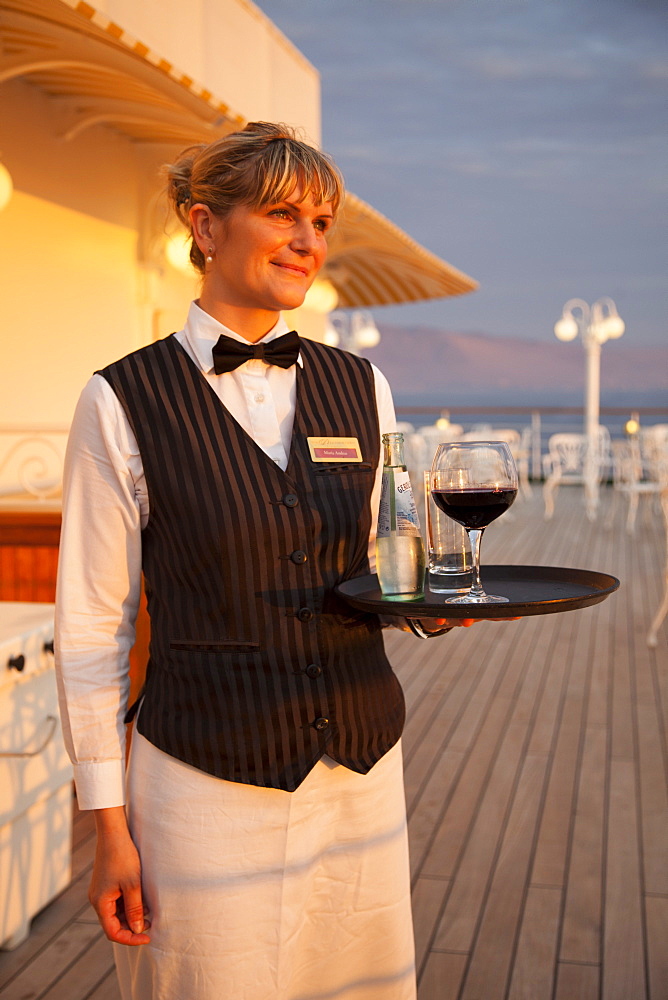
top-left (98, 334), bottom-right (405, 791)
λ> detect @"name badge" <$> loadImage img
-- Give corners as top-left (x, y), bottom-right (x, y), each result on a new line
top-left (307, 436), bottom-right (363, 462)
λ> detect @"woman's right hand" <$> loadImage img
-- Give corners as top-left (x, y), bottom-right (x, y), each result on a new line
top-left (89, 806), bottom-right (151, 946)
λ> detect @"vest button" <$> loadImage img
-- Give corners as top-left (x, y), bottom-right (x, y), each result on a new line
top-left (297, 607), bottom-right (314, 622)
top-left (313, 717), bottom-right (329, 732)
top-left (305, 663), bottom-right (322, 679)
top-left (283, 493), bottom-right (299, 508)
top-left (290, 549), bottom-right (308, 564)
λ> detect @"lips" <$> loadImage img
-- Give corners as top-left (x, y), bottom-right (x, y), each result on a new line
top-left (272, 261), bottom-right (309, 277)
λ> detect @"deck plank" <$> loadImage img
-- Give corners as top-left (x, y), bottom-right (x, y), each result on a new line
top-left (417, 952), bottom-right (467, 1000)
top-left (554, 962), bottom-right (600, 1000)
top-left (645, 894), bottom-right (668, 1000)
top-left (506, 886), bottom-right (562, 1000)
top-left (407, 749), bottom-right (464, 883)
top-left (528, 611), bottom-right (589, 889)
top-left (87, 969), bottom-right (123, 1000)
top-left (602, 759), bottom-right (647, 1000)
top-left (411, 876), bottom-right (452, 971)
top-left (558, 726), bottom-right (606, 964)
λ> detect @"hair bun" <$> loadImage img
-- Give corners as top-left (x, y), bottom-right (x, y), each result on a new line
top-left (243, 121), bottom-right (294, 143)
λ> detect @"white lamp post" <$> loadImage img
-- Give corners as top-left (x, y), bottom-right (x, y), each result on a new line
top-left (554, 297), bottom-right (625, 516)
top-left (325, 310), bottom-right (381, 354)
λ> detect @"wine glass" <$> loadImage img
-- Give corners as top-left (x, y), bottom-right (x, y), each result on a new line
top-left (430, 441), bottom-right (518, 603)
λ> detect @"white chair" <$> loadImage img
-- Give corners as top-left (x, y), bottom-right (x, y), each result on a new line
top-left (542, 427), bottom-right (611, 521)
top-left (606, 439), bottom-right (665, 534)
top-left (418, 424), bottom-right (463, 446)
top-left (403, 432), bottom-right (429, 488)
top-left (643, 433), bottom-right (668, 644)
top-left (416, 424), bottom-right (463, 466)
top-left (406, 424), bottom-right (464, 499)
top-left (467, 423), bottom-right (491, 437)
top-left (514, 427), bottom-right (534, 499)
top-left (640, 425), bottom-right (668, 476)
top-left (461, 427), bottom-right (531, 499)
top-left (461, 427), bottom-right (520, 447)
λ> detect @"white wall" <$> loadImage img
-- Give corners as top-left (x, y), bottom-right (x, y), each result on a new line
top-left (0, 190), bottom-right (141, 426)
top-left (1, 78), bottom-right (138, 229)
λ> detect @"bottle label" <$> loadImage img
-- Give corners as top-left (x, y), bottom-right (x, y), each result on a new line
top-left (377, 469), bottom-right (422, 538)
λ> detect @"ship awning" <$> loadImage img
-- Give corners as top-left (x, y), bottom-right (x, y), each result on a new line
top-left (325, 192), bottom-right (478, 307)
top-left (0, 0), bottom-right (244, 144)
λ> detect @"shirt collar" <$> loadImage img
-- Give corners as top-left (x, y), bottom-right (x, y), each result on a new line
top-left (181, 301), bottom-right (302, 373)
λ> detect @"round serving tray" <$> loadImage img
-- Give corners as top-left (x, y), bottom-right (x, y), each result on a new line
top-left (335, 565), bottom-right (620, 620)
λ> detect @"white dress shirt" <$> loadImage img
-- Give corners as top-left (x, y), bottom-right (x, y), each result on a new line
top-left (55, 301), bottom-right (397, 810)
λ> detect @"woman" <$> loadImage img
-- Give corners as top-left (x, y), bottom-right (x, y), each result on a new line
top-left (55, 122), bottom-right (464, 1000)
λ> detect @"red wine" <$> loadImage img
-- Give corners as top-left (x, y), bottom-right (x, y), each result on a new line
top-left (432, 487), bottom-right (517, 529)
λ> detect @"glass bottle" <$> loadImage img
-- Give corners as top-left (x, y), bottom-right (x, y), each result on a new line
top-left (376, 432), bottom-right (425, 600)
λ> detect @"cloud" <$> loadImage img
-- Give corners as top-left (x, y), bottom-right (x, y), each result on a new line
top-left (642, 60), bottom-right (668, 78)
top-left (467, 51), bottom-right (593, 81)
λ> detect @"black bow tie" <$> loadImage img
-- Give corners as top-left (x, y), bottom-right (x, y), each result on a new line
top-left (211, 330), bottom-right (301, 374)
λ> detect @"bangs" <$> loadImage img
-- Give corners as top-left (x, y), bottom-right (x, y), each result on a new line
top-left (248, 140), bottom-right (342, 213)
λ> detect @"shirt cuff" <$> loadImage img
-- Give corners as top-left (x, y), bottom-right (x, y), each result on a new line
top-left (72, 759), bottom-right (126, 811)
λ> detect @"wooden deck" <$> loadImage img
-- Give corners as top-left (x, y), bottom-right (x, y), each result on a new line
top-left (1, 484), bottom-right (666, 999)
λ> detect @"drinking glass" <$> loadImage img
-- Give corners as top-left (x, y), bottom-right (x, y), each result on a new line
top-left (430, 441), bottom-right (518, 604)
top-left (423, 470), bottom-right (471, 593)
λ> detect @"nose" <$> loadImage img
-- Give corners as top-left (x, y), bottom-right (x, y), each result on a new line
top-left (290, 218), bottom-right (319, 256)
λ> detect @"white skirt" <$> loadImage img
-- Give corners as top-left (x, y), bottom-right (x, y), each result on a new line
top-left (114, 732), bottom-right (416, 1000)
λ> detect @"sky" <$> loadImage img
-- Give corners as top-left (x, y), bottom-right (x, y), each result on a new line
top-left (253, 0), bottom-right (667, 346)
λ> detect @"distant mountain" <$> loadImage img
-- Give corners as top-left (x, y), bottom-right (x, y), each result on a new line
top-left (365, 324), bottom-right (668, 406)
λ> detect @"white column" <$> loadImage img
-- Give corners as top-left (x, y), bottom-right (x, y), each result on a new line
top-left (584, 336), bottom-right (602, 519)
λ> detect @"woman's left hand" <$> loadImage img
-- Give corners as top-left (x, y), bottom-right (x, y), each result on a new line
top-left (407, 616), bottom-right (521, 637)
top-left (431, 617), bottom-right (509, 629)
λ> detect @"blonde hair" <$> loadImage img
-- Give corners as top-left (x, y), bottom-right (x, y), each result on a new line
top-left (165, 121), bottom-right (344, 273)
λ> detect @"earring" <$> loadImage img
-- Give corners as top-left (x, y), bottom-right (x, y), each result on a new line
top-left (206, 246), bottom-right (214, 264)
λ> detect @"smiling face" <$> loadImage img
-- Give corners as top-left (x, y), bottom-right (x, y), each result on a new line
top-left (191, 184), bottom-right (334, 340)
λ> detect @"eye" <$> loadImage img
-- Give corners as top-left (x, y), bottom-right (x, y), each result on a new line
top-left (268, 208), bottom-right (291, 220)
top-left (314, 217), bottom-right (331, 233)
